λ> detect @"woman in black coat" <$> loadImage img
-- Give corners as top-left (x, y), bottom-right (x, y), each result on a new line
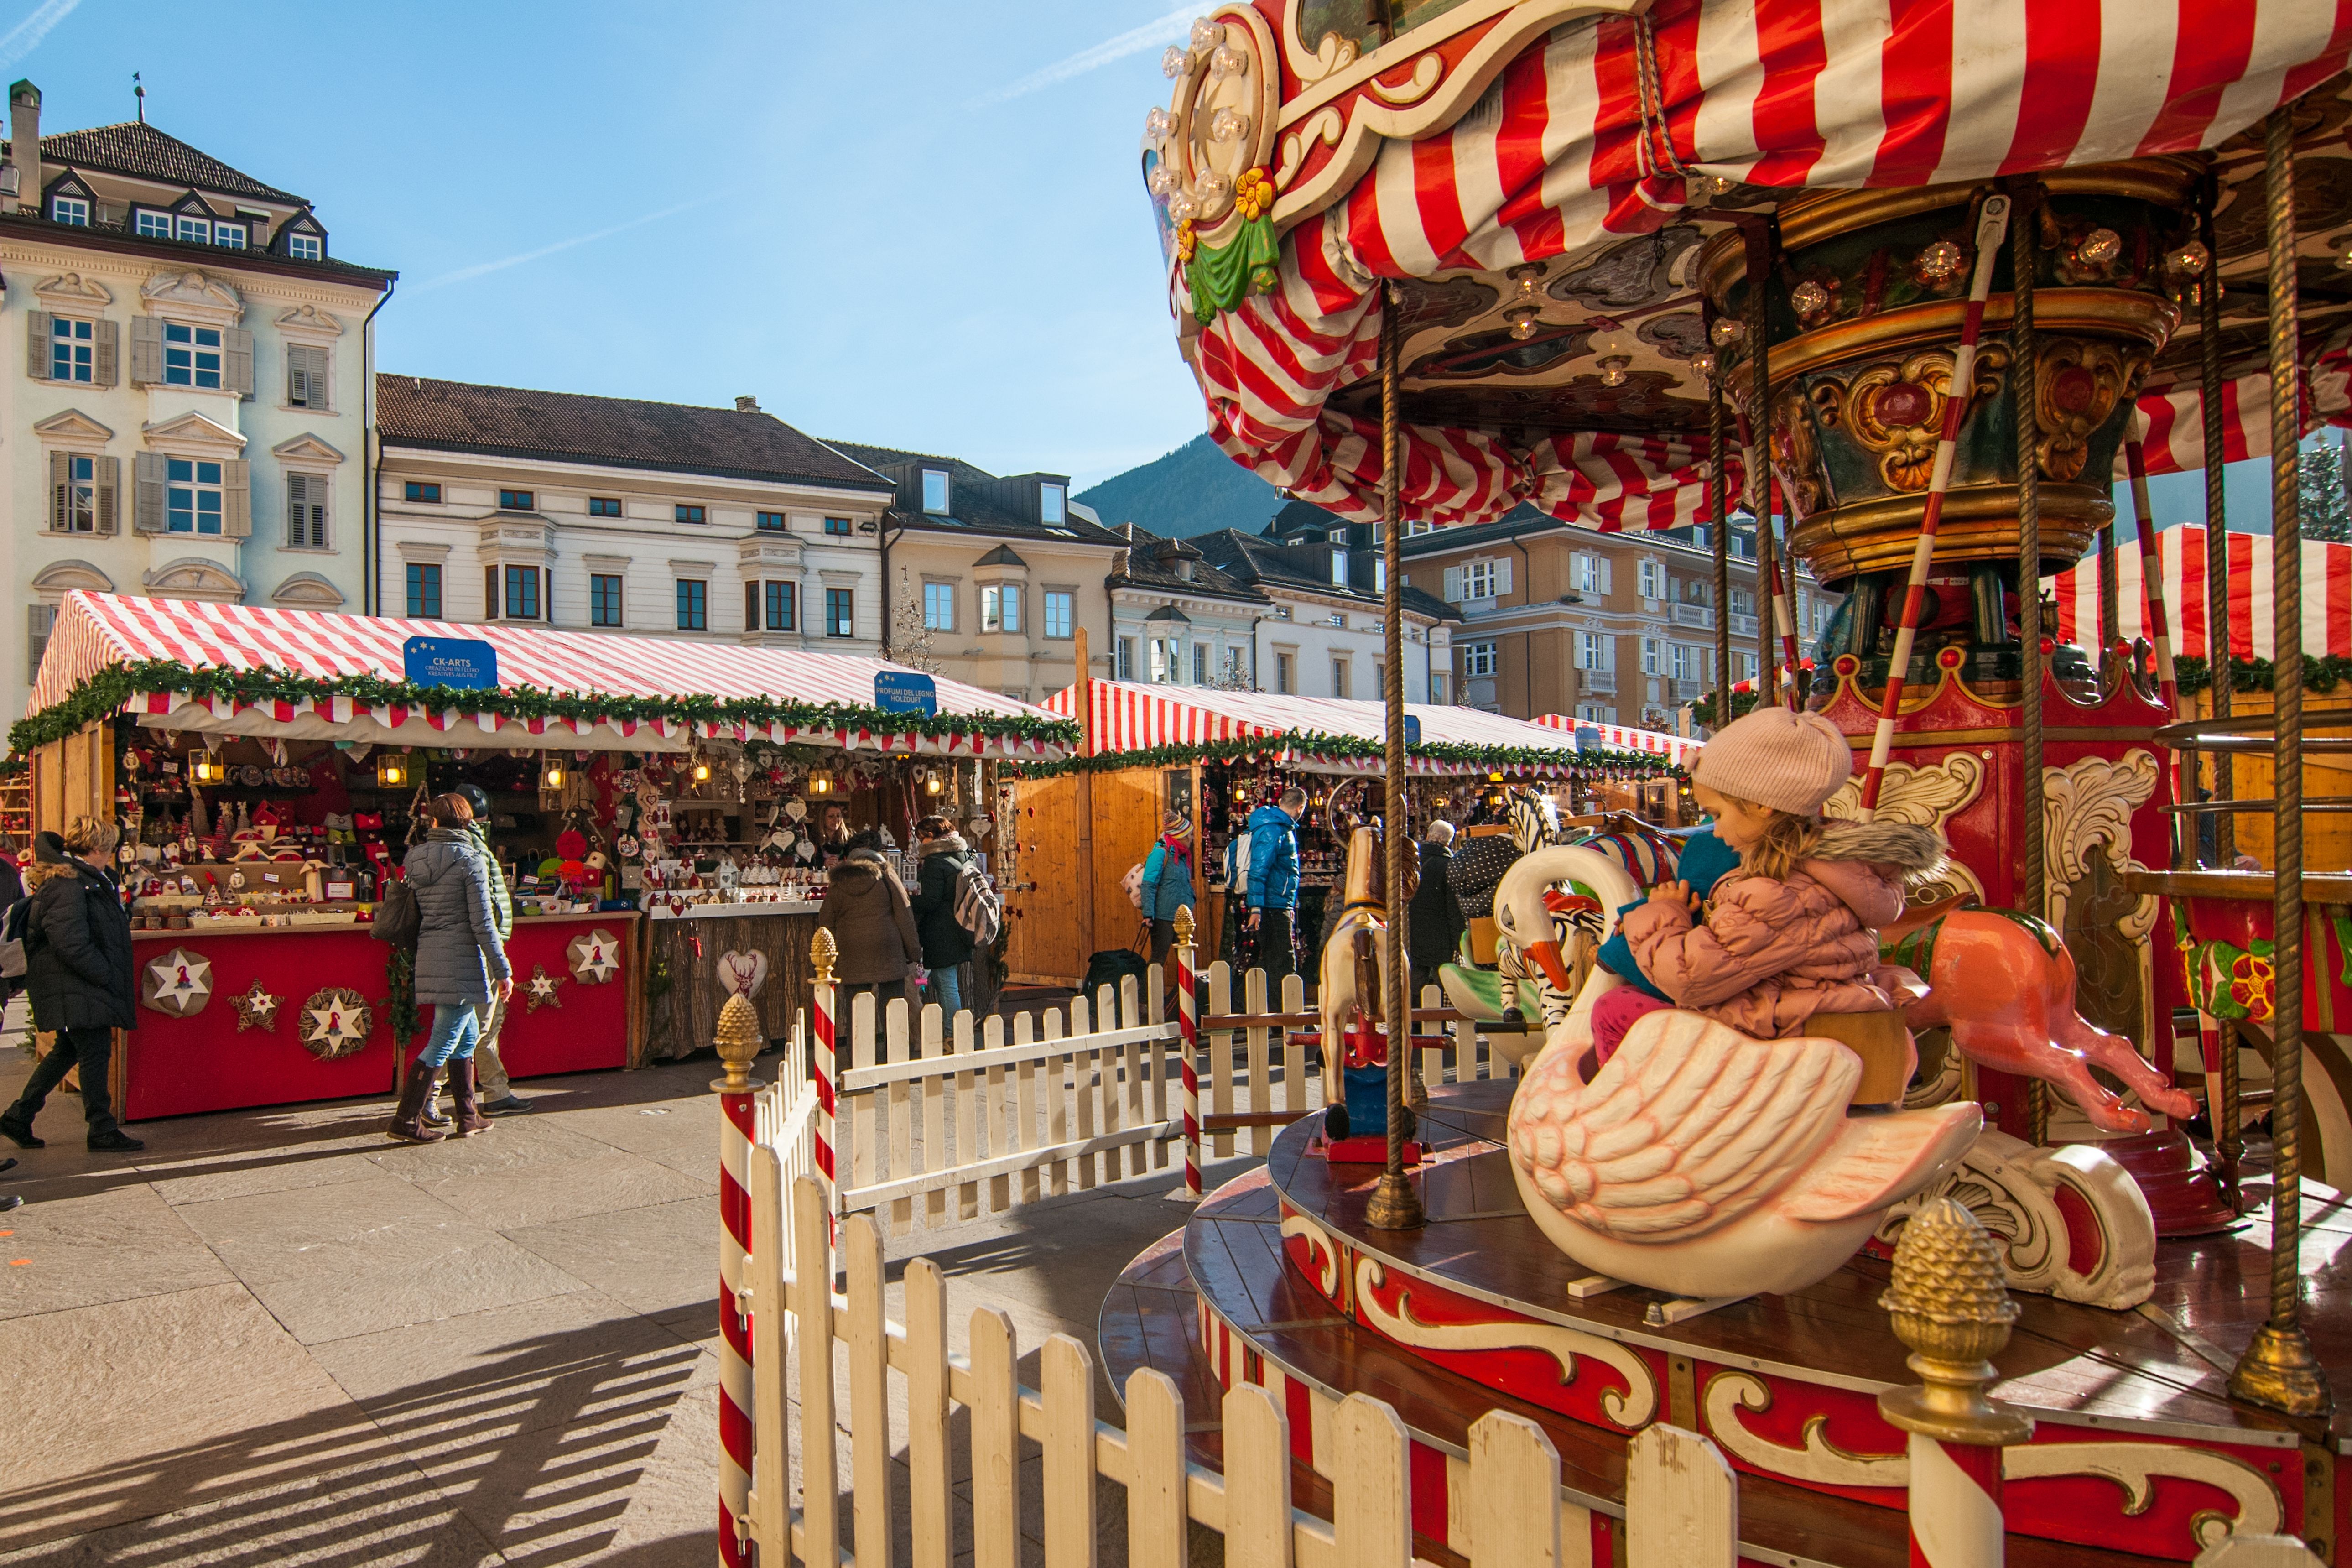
top-left (0, 820), bottom-right (141, 1152)
top-left (907, 814), bottom-right (976, 1016)
top-left (1406, 821), bottom-right (1468, 981)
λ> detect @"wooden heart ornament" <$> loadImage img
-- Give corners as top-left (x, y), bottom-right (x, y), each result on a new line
top-left (718, 949), bottom-right (768, 999)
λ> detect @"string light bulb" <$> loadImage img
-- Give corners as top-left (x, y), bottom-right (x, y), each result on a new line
top-left (1598, 355), bottom-right (1632, 388)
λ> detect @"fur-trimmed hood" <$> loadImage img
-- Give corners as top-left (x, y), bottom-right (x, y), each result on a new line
top-left (1799, 822), bottom-right (1946, 929)
top-left (23, 858), bottom-right (78, 893)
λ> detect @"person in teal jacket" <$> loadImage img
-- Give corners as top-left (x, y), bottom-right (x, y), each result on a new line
top-left (1243, 788), bottom-right (1305, 982)
top-left (1139, 813), bottom-right (1197, 967)
top-left (1591, 825), bottom-right (1742, 1000)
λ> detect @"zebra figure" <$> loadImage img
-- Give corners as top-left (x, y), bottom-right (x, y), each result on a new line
top-left (1496, 787), bottom-right (1567, 1024)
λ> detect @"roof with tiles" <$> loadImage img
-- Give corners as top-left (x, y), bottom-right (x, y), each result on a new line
top-left (21, 122), bottom-right (304, 204)
top-left (378, 377), bottom-right (896, 490)
top-left (1191, 529), bottom-right (1459, 622)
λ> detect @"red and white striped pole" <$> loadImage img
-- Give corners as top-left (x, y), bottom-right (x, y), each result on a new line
top-left (812, 927), bottom-right (839, 1232)
top-left (1169, 904), bottom-right (1202, 1202)
top-left (1880, 1198), bottom-right (2031, 1568)
top-left (711, 995), bottom-right (766, 1568)
top-left (1858, 195), bottom-right (2014, 819)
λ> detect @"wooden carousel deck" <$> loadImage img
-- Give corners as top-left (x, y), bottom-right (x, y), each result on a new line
top-left (1099, 1082), bottom-right (2351, 1567)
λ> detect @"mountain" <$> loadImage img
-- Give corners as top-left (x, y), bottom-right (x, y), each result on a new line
top-left (1076, 432), bottom-right (1285, 539)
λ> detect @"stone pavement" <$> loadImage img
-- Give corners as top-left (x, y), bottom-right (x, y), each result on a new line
top-left (0, 1047), bottom-right (1247, 1568)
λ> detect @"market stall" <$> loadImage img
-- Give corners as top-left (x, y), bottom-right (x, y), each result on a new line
top-left (1530, 716), bottom-right (1704, 826)
top-left (17, 590), bottom-right (1074, 1117)
top-left (1012, 677), bottom-right (1678, 984)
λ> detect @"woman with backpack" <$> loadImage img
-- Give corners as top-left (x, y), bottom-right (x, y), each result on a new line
top-left (908, 813), bottom-right (978, 1017)
top-left (0, 819), bottom-right (141, 1153)
top-left (387, 793), bottom-right (512, 1143)
top-left (1139, 812), bottom-right (1197, 968)
top-left (816, 830), bottom-right (924, 1011)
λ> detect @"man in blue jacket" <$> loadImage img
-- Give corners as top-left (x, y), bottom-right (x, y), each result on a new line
top-left (1243, 787), bottom-right (1306, 982)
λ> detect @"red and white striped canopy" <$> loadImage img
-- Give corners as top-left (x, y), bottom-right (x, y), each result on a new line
top-left (1531, 715), bottom-right (1702, 766)
top-left (1041, 680), bottom-right (1587, 773)
top-left (1163, 0), bottom-right (2352, 531)
top-left (31, 591), bottom-right (1073, 758)
top-left (2050, 526), bottom-right (2352, 663)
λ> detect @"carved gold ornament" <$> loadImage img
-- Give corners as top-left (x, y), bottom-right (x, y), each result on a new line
top-left (1820, 345), bottom-right (2009, 493)
top-left (1823, 754), bottom-right (1986, 907)
top-left (2033, 338), bottom-right (2144, 482)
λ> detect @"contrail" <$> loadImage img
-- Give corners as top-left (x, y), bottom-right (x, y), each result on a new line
top-left (0, 0), bottom-right (84, 70)
top-left (972, 3), bottom-right (1196, 108)
top-left (410, 191), bottom-right (733, 292)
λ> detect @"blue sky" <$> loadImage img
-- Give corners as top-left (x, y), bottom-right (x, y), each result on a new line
top-left (19, 0), bottom-right (1209, 486)
top-left (11, 0), bottom-right (2307, 515)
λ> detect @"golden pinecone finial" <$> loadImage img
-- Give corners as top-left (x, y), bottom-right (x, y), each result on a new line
top-left (1173, 904), bottom-right (1196, 947)
top-left (1878, 1198), bottom-right (2033, 1446)
top-left (811, 926), bottom-right (838, 985)
top-left (712, 991), bottom-right (765, 1095)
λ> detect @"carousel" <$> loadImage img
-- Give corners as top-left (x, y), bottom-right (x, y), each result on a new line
top-left (1093, 5), bottom-right (2352, 1565)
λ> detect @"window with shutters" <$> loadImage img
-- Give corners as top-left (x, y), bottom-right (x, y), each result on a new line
top-left (1044, 590), bottom-right (1074, 640)
top-left (824, 587), bottom-right (854, 638)
top-left (1670, 643), bottom-right (1702, 680)
top-left (286, 473), bottom-right (328, 548)
top-left (1462, 641), bottom-right (1499, 677)
top-left (1577, 631), bottom-right (1610, 671)
top-left (1638, 559), bottom-right (1666, 600)
top-left (922, 582), bottom-right (955, 631)
top-left (27, 604), bottom-right (55, 679)
top-left (591, 574), bottom-right (624, 627)
top-left (1739, 651), bottom-right (1758, 680)
top-left (406, 563), bottom-right (442, 618)
top-left (1640, 637), bottom-right (1662, 674)
top-left (162, 323), bottom-right (222, 389)
top-left (286, 345), bottom-right (330, 408)
top-left (405, 481), bottom-right (440, 503)
top-left (167, 458), bottom-right (224, 534)
top-left (52, 453), bottom-right (110, 533)
top-left (1462, 558), bottom-right (1497, 599)
top-left (49, 317), bottom-right (94, 382)
top-left (764, 580), bottom-right (795, 632)
top-left (506, 565), bottom-right (543, 621)
top-left (1577, 701), bottom-right (1613, 723)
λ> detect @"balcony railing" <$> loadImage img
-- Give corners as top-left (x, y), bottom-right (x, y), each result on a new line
top-left (1579, 668), bottom-right (1617, 695)
top-left (1669, 602), bottom-right (1716, 630)
top-left (1672, 678), bottom-right (1706, 701)
top-left (1728, 612), bottom-right (1759, 637)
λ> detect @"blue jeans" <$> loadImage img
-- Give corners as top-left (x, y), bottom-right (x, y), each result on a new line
top-left (417, 1003), bottom-right (481, 1070)
top-left (930, 963), bottom-right (963, 1017)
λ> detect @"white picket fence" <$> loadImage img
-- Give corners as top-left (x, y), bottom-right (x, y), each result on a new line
top-left (741, 1172), bottom-right (1744, 1568)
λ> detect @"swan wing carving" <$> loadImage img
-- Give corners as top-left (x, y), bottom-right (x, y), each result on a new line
top-left (1509, 1010), bottom-right (1860, 1245)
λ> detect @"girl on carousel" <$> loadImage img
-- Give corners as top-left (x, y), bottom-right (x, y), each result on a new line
top-left (1590, 707), bottom-right (1945, 1067)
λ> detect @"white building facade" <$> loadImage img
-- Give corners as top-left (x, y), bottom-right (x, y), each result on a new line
top-left (0, 84), bottom-right (393, 728)
top-left (376, 380), bottom-right (892, 651)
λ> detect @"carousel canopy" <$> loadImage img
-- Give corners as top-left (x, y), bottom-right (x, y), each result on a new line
top-left (2050, 525), bottom-right (2352, 665)
top-left (1530, 715), bottom-right (1701, 766)
top-left (1041, 677), bottom-right (1677, 774)
top-left (16, 591), bottom-right (1077, 760)
top-left (1149, 0), bottom-right (2352, 531)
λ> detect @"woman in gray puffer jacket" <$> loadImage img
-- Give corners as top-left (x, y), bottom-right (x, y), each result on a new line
top-left (388, 793), bottom-right (512, 1142)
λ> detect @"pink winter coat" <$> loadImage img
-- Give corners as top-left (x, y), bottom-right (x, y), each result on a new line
top-left (1616, 822), bottom-right (1944, 1039)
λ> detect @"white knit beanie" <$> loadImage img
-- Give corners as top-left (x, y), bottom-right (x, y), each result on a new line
top-left (1693, 707), bottom-right (1853, 818)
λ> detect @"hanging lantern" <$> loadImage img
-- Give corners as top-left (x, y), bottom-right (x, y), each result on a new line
top-left (542, 756), bottom-right (566, 791)
top-left (375, 751), bottom-right (411, 789)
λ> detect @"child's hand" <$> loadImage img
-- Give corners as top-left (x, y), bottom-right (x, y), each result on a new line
top-left (1645, 880), bottom-right (1694, 913)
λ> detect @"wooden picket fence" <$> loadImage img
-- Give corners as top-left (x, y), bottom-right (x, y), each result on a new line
top-left (751, 954), bottom-right (1526, 1257)
top-left (740, 1171), bottom-right (1743, 1568)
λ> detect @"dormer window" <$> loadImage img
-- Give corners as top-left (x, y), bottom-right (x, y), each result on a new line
top-left (1330, 549), bottom-right (1348, 587)
top-left (175, 213), bottom-right (211, 245)
top-left (921, 469), bottom-right (950, 515)
top-left (214, 221), bottom-right (247, 251)
top-left (286, 232), bottom-right (322, 260)
top-left (1040, 483), bottom-right (1066, 524)
top-left (1328, 529), bottom-right (1346, 545)
top-left (135, 210), bottom-right (170, 239)
top-left (49, 194), bottom-right (86, 226)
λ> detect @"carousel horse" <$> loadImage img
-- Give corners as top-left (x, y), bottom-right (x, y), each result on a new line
top-left (1316, 822), bottom-right (1417, 1142)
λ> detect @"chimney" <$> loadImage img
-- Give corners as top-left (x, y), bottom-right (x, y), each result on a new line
top-left (8, 80), bottom-right (38, 215)
top-left (734, 395), bottom-right (760, 413)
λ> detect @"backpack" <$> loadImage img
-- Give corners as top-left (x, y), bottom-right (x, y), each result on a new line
top-left (952, 861), bottom-right (1002, 946)
top-left (1121, 863), bottom-right (1145, 909)
top-left (371, 873), bottom-right (421, 952)
top-left (0, 896), bottom-right (34, 979)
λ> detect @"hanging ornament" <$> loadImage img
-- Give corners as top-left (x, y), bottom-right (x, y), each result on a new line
top-left (567, 927), bottom-right (624, 984)
top-left (717, 948), bottom-right (769, 999)
top-left (140, 947), bottom-right (214, 1016)
top-left (524, 963), bottom-right (566, 1012)
top-left (230, 977), bottom-right (282, 1033)
top-left (299, 986), bottom-right (374, 1059)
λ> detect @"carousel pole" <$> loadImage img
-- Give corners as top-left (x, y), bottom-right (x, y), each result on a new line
top-left (1778, 511), bottom-right (1805, 708)
top-left (1365, 281), bottom-right (1424, 1234)
top-left (1710, 373), bottom-right (1733, 730)
top-left (1168, 905), bottom-right (1202, 1203)
top-left (1742, 225), bottom-right (1782, 711)
top-left (2097, 519), bottom-right (2120, 656)
top-left (2011, 180), bottom-right (2051, 1150)
top-left (2123, 435), bottom-right (2183, 867)
top-left (2199, 187), bottom-right (2236, 868)
top-left (2229, 103), bottom-right (2332, 1421)
top-left (1856, 196), bottom-right (2012, 819)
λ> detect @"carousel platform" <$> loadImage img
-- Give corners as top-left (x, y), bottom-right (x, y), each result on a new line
top-left (1098, 1082), bottom-right (2351, 1567)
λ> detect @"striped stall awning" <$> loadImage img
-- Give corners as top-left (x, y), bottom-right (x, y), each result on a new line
top-left (30, 591), bottom-right (1075, 758)
top-left (1175, 0), bottom-right (2352, 532)
top-left (1040, 680), bottom-right (1588, 774)
top-left (1531, 714), bottom-right (1703, 766)
top-left (2050, 526), bottom-right (2352, 663)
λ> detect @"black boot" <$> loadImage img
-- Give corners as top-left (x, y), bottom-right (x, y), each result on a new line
top-left (448, 1058), bottom-right (494, 1138)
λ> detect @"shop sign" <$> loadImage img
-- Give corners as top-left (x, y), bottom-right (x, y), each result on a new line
top-left (1402, 714), bottom-right (1421, 746)
top-left (874, 671), bottom-right (937, 717)
top-left (403, 636), bottom-right (501, 691)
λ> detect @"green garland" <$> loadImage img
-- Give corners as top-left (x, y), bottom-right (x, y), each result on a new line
top-left (1010, 731), bottom-right (1687, 780)
top-left (385, 948), bottom-right (418, 1049)
top-left (8, 658), bottom-right (1081, 758)
top-left (2171, 653), bottom-right (2352, 696)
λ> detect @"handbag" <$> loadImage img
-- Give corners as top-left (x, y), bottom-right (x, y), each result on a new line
top-left (371, 874), bottom-right (421, 952)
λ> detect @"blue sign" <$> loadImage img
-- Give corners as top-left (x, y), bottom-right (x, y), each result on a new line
top-left (1575, 724), bottom-right (1603, 750)
top-left (874, 670), bottom-right (938, 717)
top-left (403, 636), bottom-right (500, 691)
top-left (1402, 714), bottom-right (1422, 746)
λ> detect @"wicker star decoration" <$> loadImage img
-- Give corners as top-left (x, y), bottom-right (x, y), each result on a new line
top-left (298, 986), bottom-right (374, 1061)
top-left (525, 963), bottom-right (565, 1013)
top-left (231, 978), bottom-right (282, 1034)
